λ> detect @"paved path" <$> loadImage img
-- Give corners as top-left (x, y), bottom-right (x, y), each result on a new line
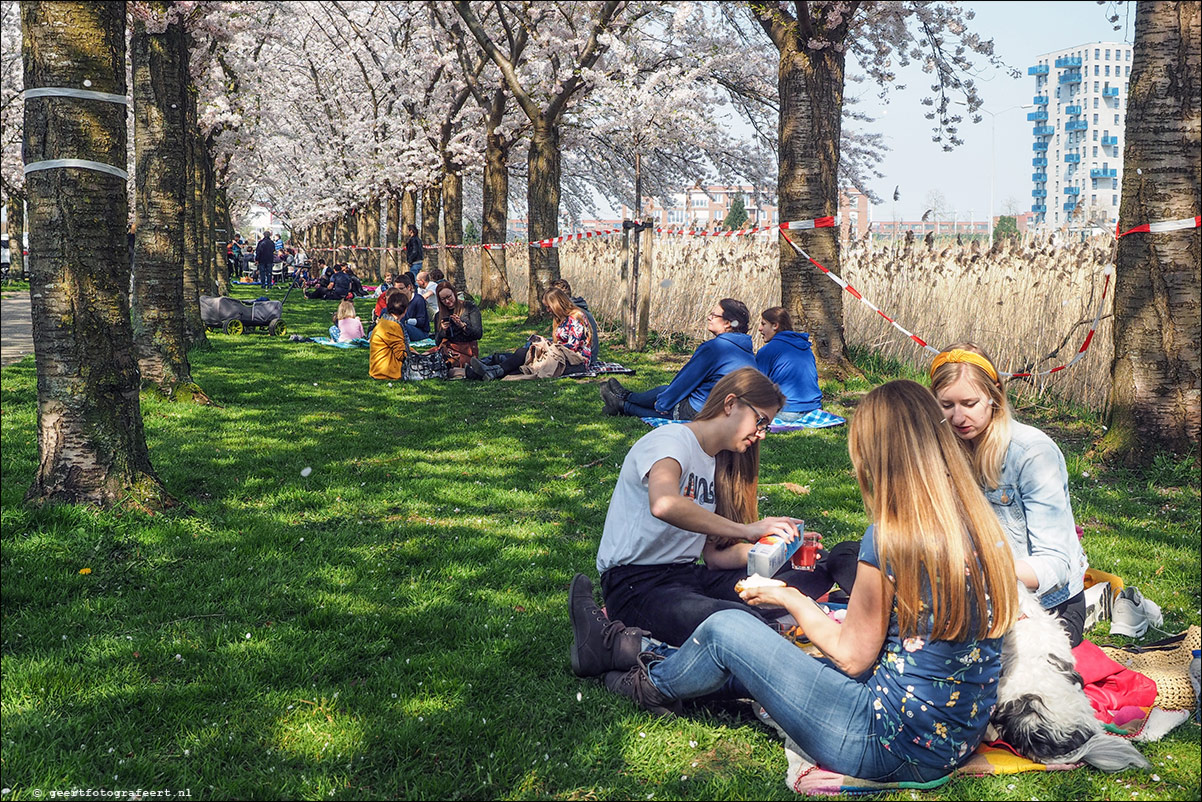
top-left (1, 292), bottom-right (33, 366)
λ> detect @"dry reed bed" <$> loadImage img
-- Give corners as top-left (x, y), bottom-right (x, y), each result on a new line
top-left (462, 233), bottom-right (1116, 412)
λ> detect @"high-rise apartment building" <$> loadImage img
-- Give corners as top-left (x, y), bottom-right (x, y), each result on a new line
top-left (1028, 42), bottom-right (1132, 230)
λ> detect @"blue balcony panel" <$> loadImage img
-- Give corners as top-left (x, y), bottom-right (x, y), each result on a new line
top-left (1102, 135), bottom-right (1120, 145)
top-left (1054, 56), bottom-right (1082, 68)
top-left (1065, 120), bottom-right (1088, 132)
top-left (1063, 202), bottom-right (1078, 211)
top-left (1027, 111), bottom-right (1049, 121)
top-left (1090, 168), bottom-right (1118, 179)
top-left (1032, 125), bottom-right (1055, 136)
top-left (1032, 172), bottom-right (1047, 182)
top-left (1064, 186), bottom-right (1080, 195)
top-left (1059, 73), bottom-right (1082, 84)
top-left (1065, 153), bottom-right (1082, 163)
top-left (1032, 142), bottom-right (1049, 151)
top-left (1032, 157), bottom-right (1048, 167)
top-left (1065, 104), bottom-right (1082, 115)
top-left (1103, 87), bottom-right (1119, 97)
top-left (1033, 95), bottom-right (1049, 105)
top-left (1032, 204), bottom-right (1047, 213)
top-left (1028, 64), bottom-right (1050, 75)
top-left (1032, 189), bottom-right (1047, 198)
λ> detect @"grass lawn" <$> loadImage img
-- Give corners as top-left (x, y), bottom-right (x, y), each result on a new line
top-left (1, 284), bottom-right (1198, 801)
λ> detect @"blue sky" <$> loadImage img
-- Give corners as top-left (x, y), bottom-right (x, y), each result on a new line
top-left (860, 0), bottom-right (1134, 221)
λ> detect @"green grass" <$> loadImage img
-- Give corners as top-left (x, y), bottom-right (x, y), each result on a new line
top-left (2, 286), bottom-right (1198, 800)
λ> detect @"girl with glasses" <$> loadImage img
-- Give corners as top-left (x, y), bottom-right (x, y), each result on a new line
top-left (601, 299), bottom-right (756, 420)
top-left (580, 380), bottom-right (1019, 784)
top-left (570, 368), bottom-right (853, 673)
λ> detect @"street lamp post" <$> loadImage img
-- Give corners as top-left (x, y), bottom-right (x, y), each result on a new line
top-left (959, 102), bottom-right (1034, 243)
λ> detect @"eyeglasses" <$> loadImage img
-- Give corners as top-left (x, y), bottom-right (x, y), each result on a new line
top-left (737, 397), bottom-right (772, 434)
top-left (706, 312), bottom-right (726, 321)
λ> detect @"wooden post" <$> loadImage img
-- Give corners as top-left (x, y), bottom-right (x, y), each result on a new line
top-left (635, 223), bottom-right (653, 350)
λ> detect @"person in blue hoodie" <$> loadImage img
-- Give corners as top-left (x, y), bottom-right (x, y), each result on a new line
top-left (755, 306), bottom-right (822, 420)
top-left (601, 299), bottom-right (756, 419)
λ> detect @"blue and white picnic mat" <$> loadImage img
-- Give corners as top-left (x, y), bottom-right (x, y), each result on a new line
top-left (642, 408), bottom-right (845, 431)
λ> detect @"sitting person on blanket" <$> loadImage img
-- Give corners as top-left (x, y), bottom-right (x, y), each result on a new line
top-left (575, 379), bottom-right (1019, 784)
top-left (329, 299), bottom-right (366, 343)
top-left (368, 291), bottom-right (411, 380)
top-left (433, 280), bottom-right (482, 372)
top-left (467, 287), bottom-right (592, 380)
top-left (550, 278), bottom-right (600, 371)
top-left (395, 272), bottom-right (430, 343)
top-left (375, 271), bottom-right (394, 297)
top-left (570, 368), bottom-right (858, 653)
top-left (931, 343), bottom-right (1090, 646)
top-left (374, 276), bottom-right (404, 322)
top-left (755, 306), bottom-right (822, 420)
top-left (600, 298), bottom-right (756, 419)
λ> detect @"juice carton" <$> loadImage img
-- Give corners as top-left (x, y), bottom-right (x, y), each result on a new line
top-left (746, 522), bottom-right (804, 578)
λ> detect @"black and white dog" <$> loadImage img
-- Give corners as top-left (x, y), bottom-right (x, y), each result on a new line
top-left (987, 585), bottom-right (1150, 772)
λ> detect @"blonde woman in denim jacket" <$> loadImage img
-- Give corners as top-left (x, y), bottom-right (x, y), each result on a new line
top-left (931, 343), bottom-right (1089, 646)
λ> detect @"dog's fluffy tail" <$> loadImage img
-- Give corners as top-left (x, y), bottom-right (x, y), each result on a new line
top-left (1057, 732), bottom-right (1151, 772)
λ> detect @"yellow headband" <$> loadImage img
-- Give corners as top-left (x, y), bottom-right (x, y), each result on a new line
top-left (930, 349), bottom-right (999, 383)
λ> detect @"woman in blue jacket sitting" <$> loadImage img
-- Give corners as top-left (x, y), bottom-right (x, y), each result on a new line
top-left (755, 306), bottom-right (822, 421)
top-left (601, 299), bottom-right (756, 420)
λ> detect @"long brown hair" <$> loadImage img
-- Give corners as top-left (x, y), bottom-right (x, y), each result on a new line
top-left (929, 342), bottom-right (1012, 489)
top-left (848, 380), bottom-right (1017, 641)
top-left (434, 280), bottom-right (463, 321)
top-left (693, 368), bottom-right (785, 525)
top-left (542, 287), bottom-right (591, 347)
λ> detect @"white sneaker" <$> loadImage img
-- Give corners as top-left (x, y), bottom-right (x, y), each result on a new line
top-left (1110, 587), bottom-right (1160, 638)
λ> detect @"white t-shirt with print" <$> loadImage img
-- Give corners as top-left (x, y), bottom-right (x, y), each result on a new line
top-left (596, 424), bottom-right (717, 573)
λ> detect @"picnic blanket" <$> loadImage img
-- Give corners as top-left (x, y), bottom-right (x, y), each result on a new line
top-left (784, 741), bottom-right (1080, 796)
top-left (303, 336), bottom-right (369, 349)
top-left (565, 361), bottom-right (636, 379)
top-left (642, 409), bottom-right (846, 430)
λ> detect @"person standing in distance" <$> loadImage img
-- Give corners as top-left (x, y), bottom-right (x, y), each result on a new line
top-left (405, 224), bottom-right (424, 278)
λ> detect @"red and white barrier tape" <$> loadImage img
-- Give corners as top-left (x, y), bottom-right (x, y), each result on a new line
top-left (302, 215), bottom-right (840, 253)
top-left (1116, 214), bottom-right (1200, 239)
top-left (778, 228), bottom-right (1114, 379)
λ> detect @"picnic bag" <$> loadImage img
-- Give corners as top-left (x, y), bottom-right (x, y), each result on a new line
top-left (403, 350), bottom-right (449, 381)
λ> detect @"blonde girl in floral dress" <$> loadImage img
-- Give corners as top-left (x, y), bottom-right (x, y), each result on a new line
top-left (588, 380), bottom-right (1019, 782)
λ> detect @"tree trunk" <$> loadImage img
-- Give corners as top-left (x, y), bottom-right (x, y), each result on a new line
top-left (386, 191), bottom-right (400, 277)
top-left (353, 205), bottom-right (367, 275)
top-left (421, 181), bottom-right (441, 273)
top-left (366, 196), bottom-right (381, 280)
top-left (22, 0), bottom-right (167, 507)
top-left (443, 170), bottom-right (464, 287)
top-left (215, 186), bottom-right (231, 295)
top-left (6, 195), bottom-right (24, 279)
top-left (776, 44), bottom-right (848, 365)
top-left (527, 118), bottom-right (561, 316)
top-left (480, 110), bottom-right (512, 307)
top-left (324, 219), bottom-right (335, 265)
top-left (131, 3), bottom-right (196, 399)
top-left (1103, 0), bottom-right (1201, 461)
top-left (200, 145), bottom-right (217, 296)
top-left (402, 188), bottom-right (416, 236)
top-left (337, 213), bottom-right (352, 265)
top-left (180, 51), bottom-right (206, 347)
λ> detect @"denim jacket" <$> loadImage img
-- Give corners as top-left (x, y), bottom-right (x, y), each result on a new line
top-left (985, 420), bottom-right (1087, 608)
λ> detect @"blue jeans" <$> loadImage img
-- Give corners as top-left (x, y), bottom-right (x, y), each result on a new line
top-left (259, 263), bottom-right (271, 288)
top-left (402, 322), bottom-right (429, 343)
top-left (646, 610), bottom-right (951, 783)
top-left (622, 386), bottom-right (696, 420)
top-left (329, 324), bottom-right (341, 341)
top-left (409, 260), bottom-right (422, 277)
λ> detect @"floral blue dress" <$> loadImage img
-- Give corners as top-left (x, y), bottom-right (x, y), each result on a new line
top-left (859, 526), bottom-right (1003, 771)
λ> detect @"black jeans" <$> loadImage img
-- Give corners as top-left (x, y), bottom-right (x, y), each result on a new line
top-left (600, 546), bottom-right (855, 647)
top-left (497, 344), bottom-right (530, 375)
top-left (1051, 590), bottom-right (1087, 648)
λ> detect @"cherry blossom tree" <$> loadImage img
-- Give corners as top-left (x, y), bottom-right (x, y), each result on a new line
top-left (454, 0), bottom-right (643, 314)
top-left (748, 1), bottom-right (1007, 367)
